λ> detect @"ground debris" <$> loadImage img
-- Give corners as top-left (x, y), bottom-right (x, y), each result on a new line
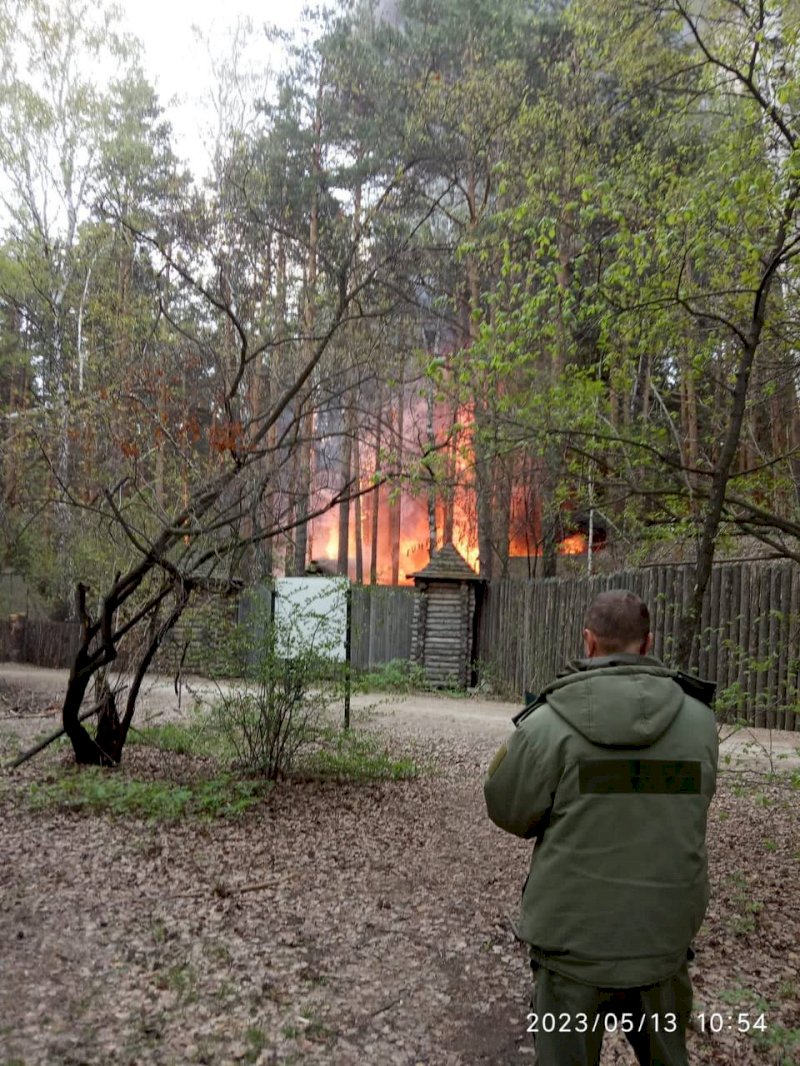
top-left (0, 676), bottom-right (60, 718)
top-left (0, 678), bottom-right (797, 1064)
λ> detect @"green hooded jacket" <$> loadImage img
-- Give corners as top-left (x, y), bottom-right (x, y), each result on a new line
top-left (484, 654), bottom-right (718, 988)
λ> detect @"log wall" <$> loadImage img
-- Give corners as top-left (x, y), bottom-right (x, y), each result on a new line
top-left (411, 581), bottom-right (476, 687)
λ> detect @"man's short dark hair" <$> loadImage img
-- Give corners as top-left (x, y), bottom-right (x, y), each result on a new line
top-left (584, 590), bottom-right (650, 652)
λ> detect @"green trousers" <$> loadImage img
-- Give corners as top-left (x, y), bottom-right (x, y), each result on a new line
top-left (530, 962), bottom-right (693, 1066)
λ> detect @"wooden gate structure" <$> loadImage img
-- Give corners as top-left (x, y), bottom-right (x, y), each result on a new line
top-left (410, 544), bottom-right (484, 688)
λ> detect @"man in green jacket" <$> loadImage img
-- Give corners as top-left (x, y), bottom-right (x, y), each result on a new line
top-left (484, 589), bottom-right (718, 1066)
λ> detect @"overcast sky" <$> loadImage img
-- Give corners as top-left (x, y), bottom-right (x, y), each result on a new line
top-left (116, 0), bottom-right (321, 174)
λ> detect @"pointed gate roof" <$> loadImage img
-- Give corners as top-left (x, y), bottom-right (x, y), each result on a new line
top-left (411, 543), bottom-right (482, 582)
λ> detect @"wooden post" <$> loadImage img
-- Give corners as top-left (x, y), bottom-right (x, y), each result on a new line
top-left (8, 613), bottom-right (24, 662)
top-left (344, 583), bottom-right (352, 731)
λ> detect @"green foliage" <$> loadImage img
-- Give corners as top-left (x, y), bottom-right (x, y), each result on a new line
top-left (126, 719), bottom-right (212, 756)
top-left (106, 697), bottom-right (420, 785)
top-left (244, 1027), bottom-right (268, 1063)
top-left (155, 963), bottom-right (198, 1003)
top-left (725, 872), bottom-right (764, 936)
top-left (300, 726), bottom-right (419, 783)
top-left (472, 657), bottom-right (514, 698)
top-left (715, 983), bottom-right (800, 1065)
top-left (27, 768), bottom-right (264, 820)
top-left (208, 678), bottom-right (320, 781)
top-left (435, 0), bottom-right (800, 571)
top-left (4, 0), bottom-right (800, 672)
top-left (355, 658), bottom-right (428, 693)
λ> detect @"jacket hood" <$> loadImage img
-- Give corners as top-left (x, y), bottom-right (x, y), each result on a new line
top-left (543, 654), bottom-right (684, 748)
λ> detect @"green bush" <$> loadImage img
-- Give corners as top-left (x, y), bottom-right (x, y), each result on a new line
top-left (126, 720), bottom-right (211, 756)
top-left (208, 605), bottom-right (345, 780)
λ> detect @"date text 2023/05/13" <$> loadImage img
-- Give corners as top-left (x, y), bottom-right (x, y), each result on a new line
top-left (525, 1012), bottom-right (769, 1036)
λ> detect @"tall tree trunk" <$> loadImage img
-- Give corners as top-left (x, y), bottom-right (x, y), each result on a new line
top-left (337, 401), bottom-right (353, 577)
top-left (353, 436), bottom-right (363, 584)
top-left (675, 205), bottom-right (796, 667)
top-left (389, 379), bottom-right (404, 585)
top-left (680, 355), bottom-right (699, 468)
top-left (443, 395), bottom-right (458, 545)
top-left (492, 457), bottom-right (511, 578)
top-left (52, 312), bottom-right (72, 606)
top-left (154, 254), bottom-right (172, 510)
top-left (427, 378), bottom-right (437, 553)
top-left (155, 373), bottom-right (168, 510)
top-left (291, 409), bottom-right (312, 576)
top-left (271, 231), bottom-right (288, 575)
top-left (293, 70), bottom-right (323, 576)
top-left (474, 417), bottom-right (494, 581)
top-left (369, 393), bottom-right (382, 585)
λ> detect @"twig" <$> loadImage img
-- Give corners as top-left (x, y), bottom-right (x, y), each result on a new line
top-left (371, 988), bottom-right (414, 1017)
top-left (220, 879), bottom-right (288, 896)
top-left (6, 699), bottom-right (104, 770)
top-left (166, 876), bottom-right (292, 901)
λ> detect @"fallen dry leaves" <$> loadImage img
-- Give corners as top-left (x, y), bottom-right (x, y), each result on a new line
top-left (0, 686), bottom-right (798, 1065)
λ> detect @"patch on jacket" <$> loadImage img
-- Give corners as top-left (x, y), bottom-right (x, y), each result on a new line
top-left (486, 744), bottom-right (508, 778)
top-left (579, 758), bottom-right (702, 795)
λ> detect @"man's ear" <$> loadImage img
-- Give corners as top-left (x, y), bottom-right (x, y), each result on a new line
top-left (583, 628), bottom-right (598, 658)
top-left (641, 632), bottom-right (654, 655)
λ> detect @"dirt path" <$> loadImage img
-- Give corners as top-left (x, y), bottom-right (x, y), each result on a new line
top-left (2, 663), bottom-right (798, 771)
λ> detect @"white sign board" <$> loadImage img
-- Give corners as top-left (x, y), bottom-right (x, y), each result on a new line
top-left (273, 576), bottom-right (349, 662)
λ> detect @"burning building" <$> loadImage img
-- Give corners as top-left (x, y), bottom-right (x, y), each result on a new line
top-left (304, 397), bottom-right (602, 584)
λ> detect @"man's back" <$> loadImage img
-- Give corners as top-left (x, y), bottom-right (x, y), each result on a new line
top-left (485, 591), bottom-right (719, 1066)
top-left (484, 654), bottom-right (719, 987)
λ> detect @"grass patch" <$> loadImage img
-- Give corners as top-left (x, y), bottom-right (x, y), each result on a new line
top-left (27, 767), bottom-right (265, 820)
top-left (354, 659), bottom-right (429, 693)
top-left (752, 1025), bottom-right (800, 1065)
top-left (155, 962), bottom-right (197, 1002)
top-left (300, 726), bottom-right (420, 782)
top-left (725, 872), bottom-right (764, 936)
top-left (282, 1009), bottom-right (333, 1044)
top-left (354, 659), bottom-right (468, 698)
top-left (126, 717), bottom-right (215, 757)
top-left (244, 1026), bottom-right (267, 1063)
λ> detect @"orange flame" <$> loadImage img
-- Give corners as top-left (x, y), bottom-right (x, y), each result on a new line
top-left (452, 529), bottom-right (480, 570)
top-left (558, 533), bottom-right (588, 556)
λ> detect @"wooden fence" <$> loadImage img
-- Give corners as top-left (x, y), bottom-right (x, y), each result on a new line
top-left (0, 617), bottom-right (81, 668)
top-left (350, 585), bottom-right (416, 671)
top-left (478, 561), bottom-right (800, 731)
top-left (0, 586), bottom-right (418, 678)
top-left (234, 584), bottom-right (417, 673)
top-left (8, 564), bottom-right (800, 730)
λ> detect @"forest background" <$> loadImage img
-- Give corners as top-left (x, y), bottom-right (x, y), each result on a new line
top-left (2, 0), bottom-right (800, 759)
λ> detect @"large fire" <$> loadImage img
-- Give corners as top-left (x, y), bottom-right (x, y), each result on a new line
top-left (309, 488), bottom-right (453, 584)
top-left (308, 488), bottom-right (590, 584)
top-left (305, 388), bottom-right (593, 583)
